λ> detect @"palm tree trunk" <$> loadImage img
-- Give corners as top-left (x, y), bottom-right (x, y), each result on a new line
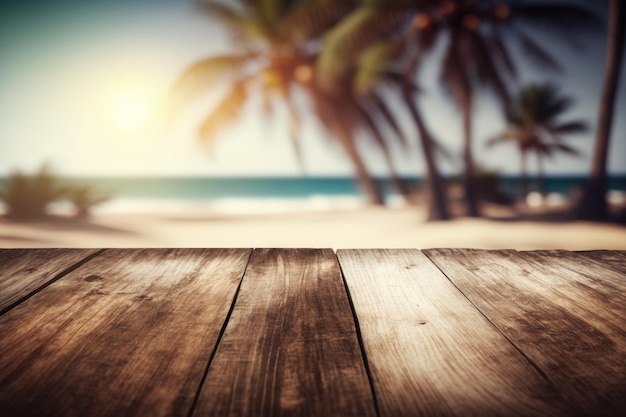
top-left (340, 138), bottom-right (384, 206)
top-left (577, 0), bottom-right (624, 221)
top-left (520, 149), bottom-right (528, 201)
top-left (284, 93), bottom-right (306, 174)
top-left (402, 90), bottom-right (450, 220)
top-left (537, 151), bottom-right (546, 199)
top-left (331, 124), bottom-right (384, 205)
top-left (309, 85), bottom-right (385, 205)
top-left (384, 153), bottom-right (412, 202)
top-left (461, 95), bottom-right (480, 217)
top-left (352, 98), bottom-right (412, 202)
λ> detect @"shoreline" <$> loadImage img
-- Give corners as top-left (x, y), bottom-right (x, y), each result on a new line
top-left (1, 205), bottom-right (624, 250)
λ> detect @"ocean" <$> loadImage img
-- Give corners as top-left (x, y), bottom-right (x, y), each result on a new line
top-left (1, 175), bottom-right (625, 214)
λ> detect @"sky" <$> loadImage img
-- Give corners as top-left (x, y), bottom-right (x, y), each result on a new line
top-left (0, 0), bottom-right (625, 177)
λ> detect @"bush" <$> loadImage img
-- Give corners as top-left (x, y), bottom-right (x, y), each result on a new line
top-left (0, 166), bottom-right (67, 219)
top-left (473, 168), bottom-right (515, 206)
top-left (1, 165), bottom-right (111, 220)
top-left (67, 185), bottom-right (110, 219)
top-left (450, 165), bottom-right (514, 206)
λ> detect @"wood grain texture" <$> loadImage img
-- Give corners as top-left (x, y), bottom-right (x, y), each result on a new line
top-left (575, 250), bottom-right (626, 274)
top-left (425, 249), bottom-right (626, 417)
top-left (0, 248), bottom-right (251, 417)
top-left (0, 248), bottom-right (102, 314)
top-left (337, 249), bottom-right (571, 417)
top-left (193, 248), bottom-right (375, 417)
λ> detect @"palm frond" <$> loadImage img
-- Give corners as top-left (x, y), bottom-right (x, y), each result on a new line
top-left (466, 31), bottom-right (511, 111)
top-left (368, 91), bottom-right (409, 149)
top-left (513, 27), bottom-right (563, 72)
top-left (318, 6), bottom-right (409, 87)
top-left (552, 143), bottom-right (583, 157)
top-left (539, 142), bottom-right (583, 159)
top-left (169, 53), bottom-right (254, 116)
top-left (259, 86), bottom-right (276, 119)
top-left (287, 108), bottom-right (305, 170)
top-left (194, 1), bottom-right (246, 27)
top-left (194, 0), bottom-right (266, 45)
top-left (510, 3), bottom-right (603, 41)
top-left (381, 70), bottom-right (421, 94)
top-left (282, 88), bottom-right (306, 169)
top-left (279, 0), bottom-right (355, 43)
top-left (318, 7), bottom-right (379, 84)
top-left (485, 134), bottom-right (512, 148)
top-left (432, 138), bottom-right (454, 162)
top-left (490, 35), bottom-right (517, 80)
top-left (258, 0), bottom-right (285, 27)
top-left (400, 88), bottom-right (449, 162)
top-left (197, 78), bottom-right (250, 149)
top-left (536, 94), bottom-right (575, 124)
top-left (352, 98), bottom-right (393, 157)
top-left (519, 83), bottom-right (574, 123)
top-left (196, 0), bottom-right (281, 44)
top-left (549, 120), bottom-right (589, 135)
top-left (354, 42), bottom-right (395, 95)
top-left (404, 25), bottom-right (439, 78)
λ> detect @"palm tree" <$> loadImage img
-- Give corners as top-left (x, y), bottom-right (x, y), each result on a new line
top-left (319, 0), bottom-right (600, 217)
top-left (411, 0), bottom-right (599, 216)
top-left (171, 0), bottom-right (413, 205)
top-left (487, 83), bottom-right (588, 200)
top-left (319, 8), bottom-right (452, 220)
top-left (577, 0), bottom-right (625, 221)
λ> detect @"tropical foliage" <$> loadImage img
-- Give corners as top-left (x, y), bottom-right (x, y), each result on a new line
top-left (319, 0), bottom-right (599, 217)
top-left (487, 83), bottom-right (588, 199)
top-left (0, 166), bottom-right (66, 219)
top-left (0, 166), bottom-right (110, 220)
top-left (171, 0), bottom-right (418, 205)
top-left (173, 0), bottom-right (620, 222)
top-left (66, 185), bottom-right (111, 219)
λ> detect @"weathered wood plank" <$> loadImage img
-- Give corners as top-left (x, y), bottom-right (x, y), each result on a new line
top-left (337, 249), bottom-right (571, 417)
top-left (575, 250), bottom-right (626, 274)
top-left (0, 248), bottom-right (103, 314)
top-left (193, 248), bottom-right (376, 417)
top-left (425, 249), bottom-right (626, 417)
top-left (0, 248), bottom-right (251, 417)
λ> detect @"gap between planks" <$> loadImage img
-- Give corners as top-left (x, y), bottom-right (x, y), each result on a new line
top-left (337, 249), bottom-right (572, 417)
top-left (186, 249), bottom-right (254, 417)
top-left (0, 248), bottom-right (107, 316)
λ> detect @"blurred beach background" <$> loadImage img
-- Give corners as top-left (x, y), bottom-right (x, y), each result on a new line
top-left (1, 0), bottom-right (625, 249)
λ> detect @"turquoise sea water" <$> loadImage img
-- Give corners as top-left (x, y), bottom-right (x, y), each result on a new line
top-left (1, 175), bottom-right (625, 213)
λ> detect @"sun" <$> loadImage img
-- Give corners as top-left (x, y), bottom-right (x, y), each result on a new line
top-left (111, 93), bottom-right (151, 133)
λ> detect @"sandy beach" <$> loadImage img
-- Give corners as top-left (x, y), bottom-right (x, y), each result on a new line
top-left (1, 205), bottom-right (625, 250)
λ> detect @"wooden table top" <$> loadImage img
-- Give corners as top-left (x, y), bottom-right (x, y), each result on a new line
top-left (0, 248), bottom-right (624, 417)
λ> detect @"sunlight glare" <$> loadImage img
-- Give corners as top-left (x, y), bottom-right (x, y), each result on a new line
top-left (111, 93), bottom-right (151, 133)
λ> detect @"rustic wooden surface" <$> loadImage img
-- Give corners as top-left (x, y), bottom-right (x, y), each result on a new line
top-left (0, 248), bottom-right (102, 314)
top-left (575, 250), bottom-right (626, 274)
top-left (0, 248), bottom-right (624, 417)
top-left (338, 249), bottom-right (571, 417)
top-left (193, 248), bottom-right (376, 417)
top-left (425, 248), bottom-right (626, 417)
top-left (0, 248), bottom-right (251, 417)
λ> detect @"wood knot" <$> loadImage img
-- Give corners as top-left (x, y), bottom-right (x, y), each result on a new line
top-left (416, 320), bottom-right (428, 326)
top-left (84, 275), bottom-right (104, 282)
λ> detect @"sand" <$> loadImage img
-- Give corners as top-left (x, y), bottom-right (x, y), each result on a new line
top-left (1, 205), bottom-right (625, 250)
